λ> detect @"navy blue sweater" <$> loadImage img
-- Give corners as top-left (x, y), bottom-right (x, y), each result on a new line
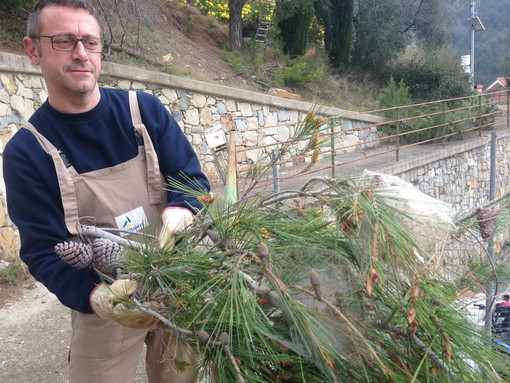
top-left (3, 88), bottom-right (210, 313)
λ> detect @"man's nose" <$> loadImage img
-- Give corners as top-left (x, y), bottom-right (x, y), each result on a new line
top-left (72, 40), bottom-right (89, 60)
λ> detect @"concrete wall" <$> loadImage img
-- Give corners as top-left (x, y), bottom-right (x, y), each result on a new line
top-left (1, 51), bottom-right (509, 265)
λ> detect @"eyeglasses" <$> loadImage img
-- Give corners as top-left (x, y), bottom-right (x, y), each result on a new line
top-left (31, 34), bottom-right (102, 53)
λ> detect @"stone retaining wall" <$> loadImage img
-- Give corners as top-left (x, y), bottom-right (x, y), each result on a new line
top-left (371, 129), bottom-right (510, 213)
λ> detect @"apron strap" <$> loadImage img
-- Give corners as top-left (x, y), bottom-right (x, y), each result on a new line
top-left (128, 91), bottom-right (163, 206)
top-left (23, 122), bottom-right (80, 235)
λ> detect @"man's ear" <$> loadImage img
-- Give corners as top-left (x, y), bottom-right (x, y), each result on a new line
top-left (23, 37), bottom-right (40, 66)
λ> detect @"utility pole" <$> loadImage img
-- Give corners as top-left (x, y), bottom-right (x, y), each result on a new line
top-left (469, 0), bottom-right (485, 88)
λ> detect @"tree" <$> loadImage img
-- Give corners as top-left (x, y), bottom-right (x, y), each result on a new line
top-left (352, 0), bottom-right (409, 75)
top-left (352, 0), bottom-right (458, 76)
top-left (406, 0), bottom-right (452, 49)
top-left (314, 0), bottom-right (354, 70)
top-left (228, 0), bottom-right (248, 50)
top-left (275, 0), bottom-right (315, 56)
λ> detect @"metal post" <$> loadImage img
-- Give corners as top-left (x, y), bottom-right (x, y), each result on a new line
top-left (443, 100), bottom-right (448, 146)
top-left (271, 149), bottom-right (280, 193)
top-left (330, 122), bottom-right (335, 179)
top-left (470, 1), bottom-right (475, 88)
top-left (477, 94), bottom-right (482, 136)
top-left (225, 134), bottom-right (238, 206)
top-left (485, 132), bottom-right (497, 332)
top-left (396, 107), bottom-right (400, 162)
top-left (507, 90), bottom-right (509, 128)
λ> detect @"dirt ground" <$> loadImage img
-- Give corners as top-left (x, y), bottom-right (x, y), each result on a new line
top-left (0, 279), bottom-right (148, 383)
top-left (0, 279), bottom-right (72, 383)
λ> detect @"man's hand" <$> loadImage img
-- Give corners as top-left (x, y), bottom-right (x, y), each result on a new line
top-left (90, 279), bottom-right (159, 329)
top-left (159, 207), bottom-right (194, 250)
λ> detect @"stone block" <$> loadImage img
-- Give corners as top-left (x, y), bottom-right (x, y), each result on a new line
top-left (192, 93), bottom-right (207, 108)
top-left (0, 74), bottom-right (16, 95)
top-left (184, 109), bottom-right (200, 125)
top-left (162, 89), bottom-right (178, 103)
top-left (239, 102), bottom-right (252, 117)
top-left (117, 80), bottom-right (131, 89)
top-left (225, 99), bottom-right (236, 111)
top-left (10, 95), bottom-right (24, 117)
top-left (132, 81), bottom-right (146, 90)
top-left (200, 107), bottom-right (212, 126)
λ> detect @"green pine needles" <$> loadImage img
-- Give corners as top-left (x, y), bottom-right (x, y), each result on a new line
top-left (100, 172), bottom-right (510, 383)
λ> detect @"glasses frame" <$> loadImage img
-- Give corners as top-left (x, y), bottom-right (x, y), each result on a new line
top-left (31, 34), bottom-right (102, 53)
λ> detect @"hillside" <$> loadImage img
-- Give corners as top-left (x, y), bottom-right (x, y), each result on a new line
top-left (1, 1), bottom-right (248, 87)
top-left (0, 0), bottom-right (380, 111)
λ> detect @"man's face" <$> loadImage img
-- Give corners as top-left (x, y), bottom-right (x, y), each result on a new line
top-left (24, 5), bottom-right (102, 100)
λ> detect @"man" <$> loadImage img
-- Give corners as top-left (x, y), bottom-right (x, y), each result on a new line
top-left (3, 0), bottom-right (209, 382)
top-left (501, 295), bottom-right (510, 307)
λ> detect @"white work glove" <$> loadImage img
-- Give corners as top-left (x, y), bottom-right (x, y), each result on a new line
top-left (90, 279), bottom-right (159, 329)
top-left (159, 207), bottom-right (194, 250)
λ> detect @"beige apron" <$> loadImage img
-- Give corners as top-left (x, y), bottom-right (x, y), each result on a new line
top-left (24, 91), bottom-right (166, 238)
top-left (25, 91), bottom-right (198, 383)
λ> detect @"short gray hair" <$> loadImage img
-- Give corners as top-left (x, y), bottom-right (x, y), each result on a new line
top-left (27, 0), bottom-right (99, 37)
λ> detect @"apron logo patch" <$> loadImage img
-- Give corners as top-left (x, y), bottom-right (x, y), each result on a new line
top-left (115, 206), bottom-right (148, 236)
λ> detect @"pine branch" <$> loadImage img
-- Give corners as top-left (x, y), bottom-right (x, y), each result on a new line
top-left (290, 283), bottom-right (393, 380)
top-left (132, 297), bottom-right (194, 341)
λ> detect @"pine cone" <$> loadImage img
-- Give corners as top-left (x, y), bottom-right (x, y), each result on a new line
top-left (257, 242), bottom-right (270, 265)
top-left (220, 332), bottom-right (230, 345)
top-left (477, 207), bottom-right (497, 240)
top-left (196, 330), bottom-right (210, 343)
top-left (55, 241), bottom-right (93, 269)
top-left (309, 269), bottom-right (322, 297)
top-left (309, 269), bottom-right (321, 287)
top-left (92, 238), bottom-right (126, 275)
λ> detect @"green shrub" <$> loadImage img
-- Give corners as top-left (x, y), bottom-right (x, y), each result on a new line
top-left (272, 56), bottom-right (324, 88)
top-left (220, 50), bottom-right (248, 74)
top-left (378, 76), bottom-right (412, 114)
top-left (390, 47), bottom-right (471, 102)
top-left (378, 77), bottom-right (496, 144)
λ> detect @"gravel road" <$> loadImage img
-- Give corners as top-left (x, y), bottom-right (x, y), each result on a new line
top-left (0, 281), bottom-right (148, 383)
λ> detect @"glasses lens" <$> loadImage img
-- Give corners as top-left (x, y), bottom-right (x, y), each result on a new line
top-left (51, 35), bottom-right (102, 53)
top-left (82, 38), bottom-right (102, 53)
top-left (52, 35), bottom-right (76, 51)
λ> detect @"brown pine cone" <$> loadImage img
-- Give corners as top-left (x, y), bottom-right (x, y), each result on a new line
top-left (477, 207), bottom-right (497, 240)
top-left (257, 242), bottom-right (270, 265)
top-left (309, 269), bottom-right (321, 287)
top-left (196, 330), bottom-right (210, 343)
top-left (220, 332), bottom-right (230, 345)
top-left (309, 269), bottom-right (322, 297)
top-left (92, 238), bottom-right (126, 275)
top-left (55, 242), bottom-right (93, 269)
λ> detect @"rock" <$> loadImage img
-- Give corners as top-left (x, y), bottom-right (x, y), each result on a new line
top-left (267, 88), bottom-right (301, 101)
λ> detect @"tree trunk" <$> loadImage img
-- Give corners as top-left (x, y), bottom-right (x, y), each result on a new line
top-left (228, 0), bottom-right (247, 50)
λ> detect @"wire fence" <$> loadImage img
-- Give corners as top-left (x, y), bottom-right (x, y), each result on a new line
top-left (214, 90), bottom-right (509, 197)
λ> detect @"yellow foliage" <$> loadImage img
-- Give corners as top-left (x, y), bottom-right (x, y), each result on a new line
top-left (195, 0), bottom-right (269, 22)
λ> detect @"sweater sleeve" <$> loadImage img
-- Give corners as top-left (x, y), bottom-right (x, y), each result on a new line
top-left (3, 130), bottom-right (100, 313)
top-left (137, 92), bottom-right (211, 212)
